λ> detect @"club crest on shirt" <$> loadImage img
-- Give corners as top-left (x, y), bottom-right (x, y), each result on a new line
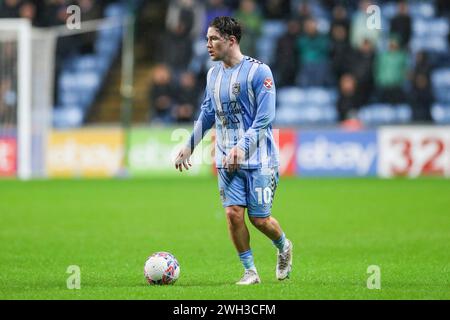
top-left (263, 78), bottom-right (273, 90)
top-left (232, 82), bottom-right (240, 96)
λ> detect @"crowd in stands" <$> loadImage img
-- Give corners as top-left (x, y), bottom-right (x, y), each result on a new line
top-left (0, 0), bottom-right (112, 124)
top-left (0, 0), bottom-right (135, 127)
top-left (1, 0), bottom-right (449, 127)
top-left (151, 0), bottom-right (450, 126)
top-left (0, 0), bottom-right (114, 27)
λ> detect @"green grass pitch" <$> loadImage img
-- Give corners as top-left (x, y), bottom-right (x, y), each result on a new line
top-left (0, 177), bottom-right (449, 299)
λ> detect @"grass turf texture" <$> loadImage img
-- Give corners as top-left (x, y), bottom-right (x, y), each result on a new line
top-left (0, 177), bottom-right (449, 300)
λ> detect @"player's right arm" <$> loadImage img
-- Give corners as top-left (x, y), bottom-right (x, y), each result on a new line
top-left (174, 88), bottom-right (215, 172)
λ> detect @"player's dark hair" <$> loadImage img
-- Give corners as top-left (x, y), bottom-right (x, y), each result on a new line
top-left (209, 16), bottom-right (242, 43)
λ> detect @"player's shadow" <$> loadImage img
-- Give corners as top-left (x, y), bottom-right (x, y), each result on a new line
top-left (139, 280), bottom-right (233, 288)
top-left (175, 282), bottom-right (231, 288)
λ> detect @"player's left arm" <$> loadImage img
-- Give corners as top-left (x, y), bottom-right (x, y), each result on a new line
top-left (225, 64), bottom-right (276, 170)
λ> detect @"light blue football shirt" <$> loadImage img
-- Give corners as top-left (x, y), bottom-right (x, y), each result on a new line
top-left (188, 56), bottom-right (279, 169)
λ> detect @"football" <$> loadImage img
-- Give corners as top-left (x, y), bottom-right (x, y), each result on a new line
top-left (144, 252), bottom-right (180, 285)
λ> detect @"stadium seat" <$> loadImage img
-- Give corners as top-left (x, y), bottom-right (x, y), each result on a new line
top-left (256, 20), bottom-right (287, 64)
top-left (413, 18), bottom-right (449, 38)
top-left (358, 104), bottom-right (393, 125)
top-left (413, 18), bottom-right (426, 37)
top-left (277, 87), bottom-right (337, 106)
top-left (59, 91), bottom-right (80, 106)
top-left (435, 87), bottom-right (450, 103)
top-left (381, 2), bottom-right (397, 20)
top-left (358, 103), bottom-right (412, 125)
top-left (304, 0), bottom-right (330, 18)
top-left (104, 3), bottom-right (125, 17)
top-left (193, 39), bottom-right (207, 57)
top-left (315, 17), bottom-right (330, 34)
top-left (96, 38), bottom-right (120, 55)
top-left (72, 55), bottom-right (98, 71)
top-left (396, 104), bottom-right (413, 123)
top-left (411, 35), bottom-right (448, 53)
top-left (59, 72), bottom-right (78, 91)
top-left (276, 87), bottom-right (338, 125)
top-left (277, 87), bottom-right (306, 105)
top-left (275, 101), bottom-right (337, 126)
top-left (432, 68), bottom-right (450, 103)
top-left (275, 104), bottom-right (305, 126)
top-left (431, 103), bottom-right (450, 123)
top-left (304, 87), bottom-right (337, 105)
top-left (409, 2), bottom-right (435, 19)
top-left (385, 2), bottom-right (435, 20)
top-left (255, 37), bottom-right (276, 65)
top-left (432, 68), bottom-right (450, 87)
top-left (427, 18), bottom-right (448, 37)
top-left (261, 20), bottom-right (286, 40)
top-left (76, 72), bottom-right (101, 89)
top-left (53, 106), bottom-right (84, 128)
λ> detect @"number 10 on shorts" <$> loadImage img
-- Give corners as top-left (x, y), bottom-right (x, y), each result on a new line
top-left (255, 187), bottom-right (272, 204)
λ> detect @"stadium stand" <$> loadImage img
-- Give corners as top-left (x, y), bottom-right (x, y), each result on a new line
top-left (2, 0), bottom-right (449, 127)
top-left (53, 1), bottom-right (127, 127)
top-left (153, 0), bottom-right (450, 127)
top-left (431, 67), bottom-right (450, 123)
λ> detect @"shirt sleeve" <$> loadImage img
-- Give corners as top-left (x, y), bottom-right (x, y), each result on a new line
top-left (186, 86), bottom-right (215, 153)
top-left (236, 64), bottom-right (276, 158)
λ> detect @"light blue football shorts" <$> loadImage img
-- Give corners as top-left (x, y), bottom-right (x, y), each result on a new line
top-left (217, 167), bottom-right (279, 218)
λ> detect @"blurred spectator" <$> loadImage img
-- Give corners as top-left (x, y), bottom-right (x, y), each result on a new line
top-left (350, 0), bottom-right (381, 49)
top-left (390, 0), bottom-right (412, 49)
top-left (78, 0), bottom-right (102, 54)
top-left (319, 0), bottom-right (336, 12)
top-left (320, 0), bottom-right (358, 13)
top-left (348, 39), bottom-right (375, 105)
top-left (274, 19), bottom-right (300, 87)
top-left (224, 0), bottom-right (240, 11)
top-left (18, 1), bottom-right (37, 25)
top-left (166, 0), bottom-right (195, 38)
top-left (159, 1), bottom-right (195, 72)
top-left (436, 0), bottom-right (450, 17)
top-left (234, 0), bottom-right (263, 58)
top-left (261, 0), bottom-right (291, 20)
top-left (292, 1), bottom-right (311, 35)
top-left (166, 0), bottom-right (204, 40)
top-left (41, 0), bottom-right (70, 27)
top-left (410, 52), bottom-right (433, 122)
top-left (337, 73), bottom-right (363, 121)
top-left (0, 0), bottom-right (22, 18)
top-left (149, 64), bottom-right (175, 124)
top-left (330, 4), bottom-right (349, 35)
top-left (412, 50), bottom-right (432, 76)
top-left (374, 36), bottom-right (408, 104)
top-left (297, 17), bottom-right (330, 86)
top-left (330, 22), bottom-right (351, 82)
top-left (173, 71), bottom-right (199, 123)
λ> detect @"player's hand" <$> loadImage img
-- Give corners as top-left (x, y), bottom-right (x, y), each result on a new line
top-left (223, 146), bottom-right (244, 173)
top-left (174, 146), bottom-right (192, 172)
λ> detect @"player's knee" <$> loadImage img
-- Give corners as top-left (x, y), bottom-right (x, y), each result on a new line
top-left (249, 216), bottom-right (269, 229)
top-left (225, 206), bottom-right (244, 226)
